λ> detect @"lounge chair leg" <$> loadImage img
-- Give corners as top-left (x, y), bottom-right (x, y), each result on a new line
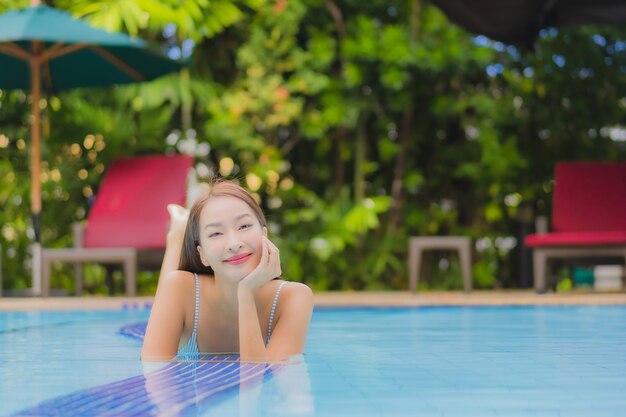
top-left (74, 263), bottom-right (83, 296)
top-left (533, 250), bottom-right (547, 294)
top-left (459, 243), bottom-right (472, 293)
top-left (124, 256), bottom-right (137, 297)
top-left (408, 239), bottom-right (421, 293)
top-left (42, 257), bottom-right (50, 297)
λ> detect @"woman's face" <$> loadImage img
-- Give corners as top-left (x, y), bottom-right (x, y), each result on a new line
top-left (196, 196), bottom-right (265, 281)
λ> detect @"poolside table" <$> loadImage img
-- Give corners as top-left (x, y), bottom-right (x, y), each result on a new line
top-left (408, 236), bottom-right (472, 293)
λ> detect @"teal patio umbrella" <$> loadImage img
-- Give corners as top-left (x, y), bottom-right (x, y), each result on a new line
top-left (0, 2), bottom-right (183, 294)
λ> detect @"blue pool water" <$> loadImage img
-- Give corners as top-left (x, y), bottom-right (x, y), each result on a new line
top-left (1, 306), bottom-right (626, 416)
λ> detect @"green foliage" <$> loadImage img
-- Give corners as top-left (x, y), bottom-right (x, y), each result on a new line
top-left (1, 0), bottom-right (625, 293)
top-left (58, 0), bottom-right (256, 40)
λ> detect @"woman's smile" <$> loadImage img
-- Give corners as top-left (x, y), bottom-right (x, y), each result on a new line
top-left (223, 253), bottom-right (253, 265)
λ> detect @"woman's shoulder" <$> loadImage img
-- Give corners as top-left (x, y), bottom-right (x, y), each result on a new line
top-left (162, 269), bottom-right (194, 284)
top-left (278, 281), bottom-right (313, 306)
top-left (280, 280), bottom-right (312, 294)
top-left (158, 270), bottom-right (207, 295)
top-left (273, 281), bottom-right (313, 328)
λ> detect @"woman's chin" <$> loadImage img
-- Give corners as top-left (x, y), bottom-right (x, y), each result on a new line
top-left (220, 268), bottom-right (254, 283)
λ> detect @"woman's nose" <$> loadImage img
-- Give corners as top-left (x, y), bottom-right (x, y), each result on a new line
top-left (226, 231), bottom-right (243, 252)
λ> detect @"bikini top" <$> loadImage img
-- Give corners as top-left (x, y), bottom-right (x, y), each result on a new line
top-left (176, 274), bottom-right (287, 358)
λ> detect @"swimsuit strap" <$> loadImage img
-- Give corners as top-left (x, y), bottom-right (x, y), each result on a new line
top-left (192, 273), bottom-right (200, 335)
top-left (175, 273), bottom-right (201, 358)
top-left (265, 281), bottom-right (287, 346)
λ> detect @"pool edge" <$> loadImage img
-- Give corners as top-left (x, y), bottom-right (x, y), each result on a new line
top-left (1, 290), bottom-right (626, 310)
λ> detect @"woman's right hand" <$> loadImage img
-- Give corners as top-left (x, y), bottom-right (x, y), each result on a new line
top-left (239, 237), bottom-right (282, 292)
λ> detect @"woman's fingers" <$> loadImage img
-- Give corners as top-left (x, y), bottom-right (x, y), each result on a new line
top-left (259, 238), bottom-right (270, 266)
top-left (266, 238), bottom-right (281, 277)
top-left (240, 237), bottom-right (281, 291)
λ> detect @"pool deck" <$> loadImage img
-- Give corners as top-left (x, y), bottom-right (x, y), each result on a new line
top-left (1, 290), bottom-right (626, 310)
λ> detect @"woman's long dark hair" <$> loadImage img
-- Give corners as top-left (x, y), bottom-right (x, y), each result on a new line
top-left (178, 180), bottom-right (268, 275)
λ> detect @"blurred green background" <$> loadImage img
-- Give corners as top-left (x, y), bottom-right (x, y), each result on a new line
top-left (1, 0), bottom-right (625, 294)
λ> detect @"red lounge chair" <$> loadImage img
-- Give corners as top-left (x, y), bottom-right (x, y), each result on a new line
top-left (525, 162), bottom-right (626, 293)
top-left (42, 154), bottom-right (194, 296)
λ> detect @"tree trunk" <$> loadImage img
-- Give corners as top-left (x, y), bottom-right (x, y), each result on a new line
top-left (325, 0), bottom-right (348, 196)
top-left (354, 112), bottom-right (367, 202)
top-left (180, 67), bottom-right (192, 132)
top-left (389, 0), bottom-right (422, 230)
top-left (335, 132), bottom-right (345, 193)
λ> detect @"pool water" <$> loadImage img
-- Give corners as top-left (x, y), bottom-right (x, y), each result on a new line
top-left (1, 306), bottom-right (626, 416)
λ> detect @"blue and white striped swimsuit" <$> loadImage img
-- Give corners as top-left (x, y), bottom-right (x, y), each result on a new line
top-left (176, 274), bottom-right (287, 358)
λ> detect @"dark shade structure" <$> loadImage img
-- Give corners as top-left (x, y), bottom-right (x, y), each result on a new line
top-left (431, 0), bottom-right (626, 49)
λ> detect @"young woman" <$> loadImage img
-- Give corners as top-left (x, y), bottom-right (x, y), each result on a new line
top-left (141, 181), bottom-right (314, 362)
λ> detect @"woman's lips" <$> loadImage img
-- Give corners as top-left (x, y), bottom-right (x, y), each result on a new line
top-left (223, 253), bottom-right (252, 265)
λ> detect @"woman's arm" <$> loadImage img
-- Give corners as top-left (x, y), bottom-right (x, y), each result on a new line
top-left (237, 238), bottom-right (314, 361)
top-left (237, 282), bottom-right (313, 362)
top-left (141, 271), bottom-right (189, 361)
top-left (237, 284), bottom-right (268, 361)
top-left (264, 283), bottom-right (314, 358)
top-left (237, 237), bottom-right (282, 361)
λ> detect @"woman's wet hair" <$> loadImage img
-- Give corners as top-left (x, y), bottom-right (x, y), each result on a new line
top-left (178, 179), bottom-right (268, 274)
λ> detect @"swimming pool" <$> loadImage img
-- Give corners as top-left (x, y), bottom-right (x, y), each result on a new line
top-left (1, 306), bottom-right (626, 416)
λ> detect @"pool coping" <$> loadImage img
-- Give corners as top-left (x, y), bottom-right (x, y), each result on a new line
top-left (1, 290), bottom-right (626, 310)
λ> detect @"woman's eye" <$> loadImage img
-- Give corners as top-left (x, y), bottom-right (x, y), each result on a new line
top-left (240, 224), bottom-right (252, 230)
top-left (208, 232), bottom-right (221, 238)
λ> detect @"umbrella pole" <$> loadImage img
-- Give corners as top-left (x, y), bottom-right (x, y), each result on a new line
top-left (30, 44), bottom-right (42, 296)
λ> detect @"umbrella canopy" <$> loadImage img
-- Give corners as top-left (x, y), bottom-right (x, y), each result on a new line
top-left (431, 0), bottom-right (626, 49)
top-left (0, 5), bottom-right (182, 91)
top-left (0, 4), bottom-right (183, 295)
